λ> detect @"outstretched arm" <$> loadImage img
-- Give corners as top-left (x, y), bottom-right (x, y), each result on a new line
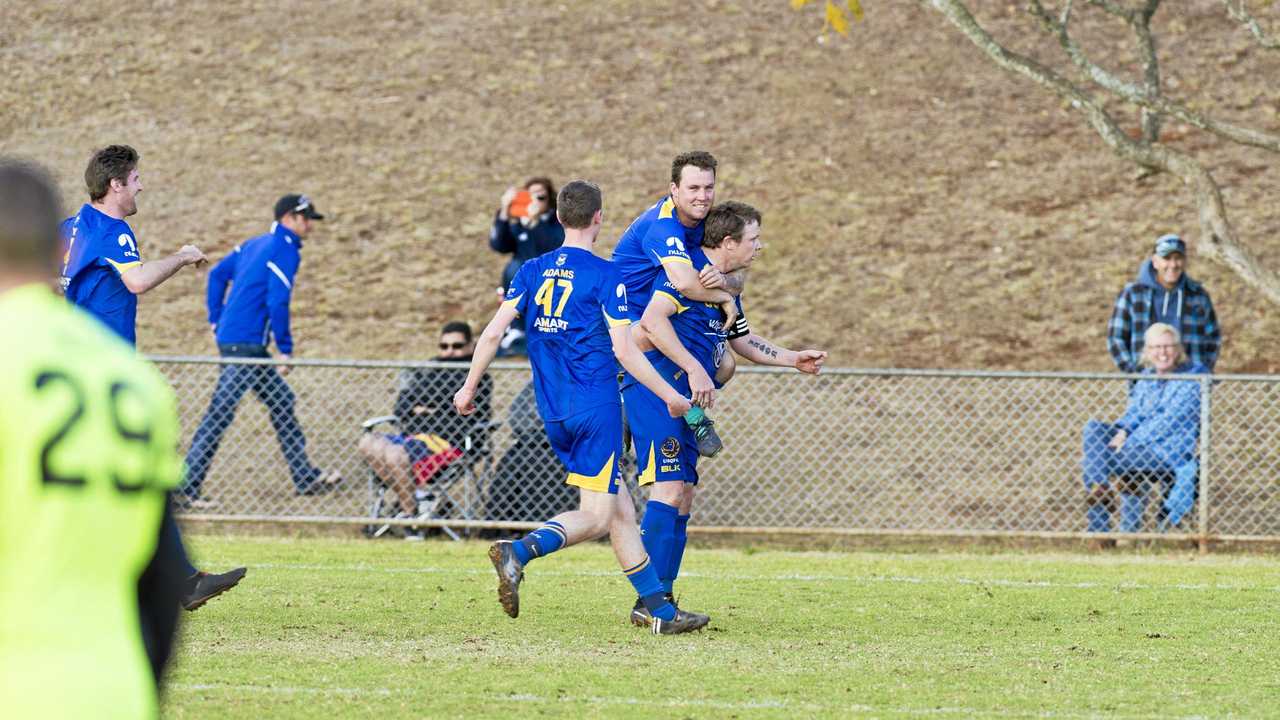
top-left (121, 245), bottom-right (207, 295)
top-left (454, 303), bottom-right (519, 415)
top-left (730, 331), bottom-right (827, 374)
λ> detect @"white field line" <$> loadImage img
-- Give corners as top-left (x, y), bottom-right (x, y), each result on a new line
top-left (167, 683), bottom-right (1186, 719)
top-left (201, 560), bottom-right (1280, 593)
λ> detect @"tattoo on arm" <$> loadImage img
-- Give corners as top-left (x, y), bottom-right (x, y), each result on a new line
top-left (748, 338), bottom-right (778, 359)
top-left (722, 269), bottom-right (746, 295)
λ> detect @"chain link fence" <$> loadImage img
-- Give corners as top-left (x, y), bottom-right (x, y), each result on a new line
top-left (155, 357), bottom-right (1280, 544)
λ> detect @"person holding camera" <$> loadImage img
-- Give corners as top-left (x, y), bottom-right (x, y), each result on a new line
top-left (489, 177), bottom-right (565, 293)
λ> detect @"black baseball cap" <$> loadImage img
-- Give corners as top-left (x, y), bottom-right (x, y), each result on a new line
top-left (274, 194), bottom-right (324, 221)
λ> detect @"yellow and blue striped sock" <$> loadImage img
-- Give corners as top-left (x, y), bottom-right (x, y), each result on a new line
top-left (512, 520), bottom-right (567, 565)
top-left (623, 555), bottom-right (676, 621)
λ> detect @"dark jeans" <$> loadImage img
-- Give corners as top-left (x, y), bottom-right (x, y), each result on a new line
top-left (182, 344), bottom-right (321, 497)
top-left (1081, 420), bottom-right (1173, 533)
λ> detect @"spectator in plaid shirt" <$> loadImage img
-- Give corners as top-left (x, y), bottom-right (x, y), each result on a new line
top-left (1107, 234), bottom-right (1220, 373)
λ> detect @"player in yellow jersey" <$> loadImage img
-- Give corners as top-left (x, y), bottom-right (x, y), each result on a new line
top-left (0, 159), bottom-right (188, 719)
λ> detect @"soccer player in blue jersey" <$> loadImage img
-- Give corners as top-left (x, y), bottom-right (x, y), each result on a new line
top-left (60, 145), bottom-right (208, 346)
top-left (612, 151), bottom-right (746, 454)
top-left (626, 201), bottom-right (828, 626)
top-left (57, 144), bottom-right (244, 612)
top-left (612, 151), bottom-right (741, 316)
top-left (454, 180), bottom-right (710, 634)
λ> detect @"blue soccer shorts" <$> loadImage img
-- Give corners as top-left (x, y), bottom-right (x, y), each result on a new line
top-left (544, 405), bottom-right (623, 494)
top-left (622, 380), bottom-right (699, 487)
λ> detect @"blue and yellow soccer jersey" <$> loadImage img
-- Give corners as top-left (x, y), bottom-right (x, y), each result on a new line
top-left (622, 247), bottom-right (745, 393)
top-left (503, 247), bottom-right (630, 491)
top-left (645, 274), bottom-right (744, 388)
top-left (622, 254), bottom-right (745, 486)
top-left (610, 196), bottom-right (705, 321)
top-left (504, 247), bottom-right (631, 421)
top-left (0, 284), bottom-right (183, 719)
top-left (59, 204), bottom-right (143, 345)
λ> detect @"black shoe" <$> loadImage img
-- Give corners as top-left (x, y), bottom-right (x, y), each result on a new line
top-left (488, 541), bottom-right (524, 618)
top-left (172, 495), bottom-right (219, 512)
top-left (684, 409), bottom-right (723, 458)
top-left (296, 469), bottom-right (343, 496)
top-left (181, 567), bottom-right (247, 611)
top-left (391, 510), bottom-right (425, 541)
top-left (630, 593), bottom-right (676, 627)
top-left (651, 607), bottom-right (710, 635)
top-left (630, 597), bottom-right (651, 627)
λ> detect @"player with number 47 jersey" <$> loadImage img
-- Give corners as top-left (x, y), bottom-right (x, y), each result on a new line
top-left (505, 245), bottom-right (630, 422)
top-left (456, 180), bottom-right (710, 634)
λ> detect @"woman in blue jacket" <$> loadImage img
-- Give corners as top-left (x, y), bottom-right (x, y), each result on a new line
top-left (1083, 323), bottom-right (1206, 534)
top-left (490, 177), bottom-right (565, 292)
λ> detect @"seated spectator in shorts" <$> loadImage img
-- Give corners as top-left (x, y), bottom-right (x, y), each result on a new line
top-left (1082, 323), bottom-right (1206, 534)
top-left (358, 322), bottom-right (492, 523)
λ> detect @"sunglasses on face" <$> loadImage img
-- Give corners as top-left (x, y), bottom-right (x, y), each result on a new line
top-left (439, 342), bottom-right (467, 351)
top-left (531, 194), bottom-right (548, 202)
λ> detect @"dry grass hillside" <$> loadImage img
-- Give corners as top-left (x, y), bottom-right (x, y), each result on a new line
top-left (3, 0), bottom-right (1277, 371)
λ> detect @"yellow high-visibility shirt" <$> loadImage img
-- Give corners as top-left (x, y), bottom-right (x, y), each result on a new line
top-left (0, 284), bottom-right (182, 720)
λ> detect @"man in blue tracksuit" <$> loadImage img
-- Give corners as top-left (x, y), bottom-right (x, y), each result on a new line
top-left (182, 194), bottom-right (339, 501)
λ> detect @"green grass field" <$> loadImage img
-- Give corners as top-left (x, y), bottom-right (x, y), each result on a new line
top-left (165, 535), bottom-right (1280, 719)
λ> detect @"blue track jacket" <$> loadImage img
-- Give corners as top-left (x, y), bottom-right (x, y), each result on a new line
top-left (207, 223), bottom-right (302, 354)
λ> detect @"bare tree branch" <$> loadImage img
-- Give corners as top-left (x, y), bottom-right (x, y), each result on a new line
top-left (1028, 0), bottom-right (1280, 153)
top-left (922, 0), bottom-right (1280, 306)
top-left (1085, 0), bottom-right (1136, 22)
top-left (1223, 0), bottom-right (1280, 49)
top-left (1133, 0), bottom-right (1163, 143)
top-left (1035, 1), bottom-right (1163, 146)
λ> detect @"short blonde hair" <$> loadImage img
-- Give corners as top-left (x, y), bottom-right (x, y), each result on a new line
top-left (1140, 322), bottom-right (1188, 368)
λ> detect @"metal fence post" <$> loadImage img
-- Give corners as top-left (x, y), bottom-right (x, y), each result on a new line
top-left (1197, 376), bottom-right (1212, 555)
